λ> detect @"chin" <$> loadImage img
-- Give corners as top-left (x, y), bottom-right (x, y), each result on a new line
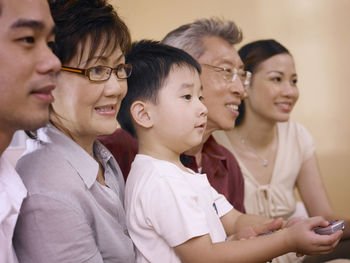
top-left (218, 120), bottom-right (236, 131)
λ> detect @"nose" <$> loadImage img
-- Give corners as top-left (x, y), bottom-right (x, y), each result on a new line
top-left (282, 81), bottom-right (298, 98)
top-left (104, 72), bottom-right (128, 98)
top-left (229, 76), bottom-right (245, 99)
top-left (37, 44), bottom-right (61, 75)
top-left (198, 98), bottom-right (208, 117)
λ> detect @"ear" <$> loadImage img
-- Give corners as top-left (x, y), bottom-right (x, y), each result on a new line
top-left (130, 100), bottom-right (153, 129)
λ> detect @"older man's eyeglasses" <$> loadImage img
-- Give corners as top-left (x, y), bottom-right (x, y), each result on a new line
top-left (201, 64), bottom-right (251, 86)
top-left (60, 64), bottom-right (132, 82)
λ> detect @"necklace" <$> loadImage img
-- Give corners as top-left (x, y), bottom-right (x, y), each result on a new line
top-left (237, 134), bottom-right (271, 167)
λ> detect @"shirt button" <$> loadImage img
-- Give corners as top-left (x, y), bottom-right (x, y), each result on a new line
top-left (124, 229), bottom-right (129, 236)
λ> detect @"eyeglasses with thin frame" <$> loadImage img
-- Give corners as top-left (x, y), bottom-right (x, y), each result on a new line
top-left (60, 64), bottom-right (132, 82)
top-left (201, 64), bottom-right (252, 86)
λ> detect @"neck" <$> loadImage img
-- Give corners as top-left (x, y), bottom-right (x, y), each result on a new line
top-left (236, 115), bottom-right (277, 149)
top-left (51, 120), bottom-right (95, 158)
top-left (183, 128), bottom-right (211, 167)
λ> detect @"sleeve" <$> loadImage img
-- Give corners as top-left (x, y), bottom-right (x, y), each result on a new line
top-left (142, 175), bottom-right (210, 247)
top-left (295, 122), bottom-right (315, 163)
top-left (210, 187), bottom-right (233, 218)
top-left (14, 194), bottom-right (104, 263)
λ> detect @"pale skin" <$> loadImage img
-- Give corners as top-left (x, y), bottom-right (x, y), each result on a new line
top-left (226, 53), bottom-right (350, 239)
top-left (51, 39), bottom-right (127, 186)
top-left (131, 65), bottom-right (342, 263)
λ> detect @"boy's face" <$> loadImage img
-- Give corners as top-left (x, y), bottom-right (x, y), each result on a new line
top-left (149, 66), bottom-right (207, 154)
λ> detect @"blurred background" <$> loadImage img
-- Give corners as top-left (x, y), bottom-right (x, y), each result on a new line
top-left (110, 0), bottom-right (350, 217)
top-left (9, 0), bottom-right (349, 218)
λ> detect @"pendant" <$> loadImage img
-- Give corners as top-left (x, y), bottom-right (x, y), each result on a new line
top-left (263, 159), bottom-right (268, 167)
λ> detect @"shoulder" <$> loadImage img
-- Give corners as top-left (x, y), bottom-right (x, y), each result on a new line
top-left (278, 121), bottom-right (314, 142)
top-left (98, 128), bottom-right (138, 156)
top-left (16, 140), bottom-right (86, 196)
top-left (203, 135), bottom-right (240, 165)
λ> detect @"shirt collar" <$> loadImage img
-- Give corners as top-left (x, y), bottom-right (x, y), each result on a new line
top-left (0, 155), bottom-right (27, 213)
top-left (181, 135), bottom-right (228, 174)
top-left (36, 124), bottom-right (98, 189)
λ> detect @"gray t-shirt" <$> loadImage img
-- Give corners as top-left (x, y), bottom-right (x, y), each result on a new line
top-left (14, 124), bottom-right (135, 263)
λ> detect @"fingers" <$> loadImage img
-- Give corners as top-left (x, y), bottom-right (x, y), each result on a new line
top-left (285, 216), bottom-right (305, 228)
top-left (255, 218), bottom-right (283, 234)
top-left (307, 216), bottom-right (329, 229)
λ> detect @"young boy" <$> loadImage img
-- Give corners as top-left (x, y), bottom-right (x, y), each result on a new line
top-left (118, 40), bottom-right (342, 263)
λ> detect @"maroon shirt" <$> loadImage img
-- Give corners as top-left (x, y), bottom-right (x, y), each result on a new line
top-left (99, 128), bottom-right (245, 213)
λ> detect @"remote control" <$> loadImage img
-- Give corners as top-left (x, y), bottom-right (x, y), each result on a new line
top-left (314, 220), bottom-right (345, 235)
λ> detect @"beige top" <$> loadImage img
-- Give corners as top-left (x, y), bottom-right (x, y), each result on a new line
top-left (214, 121), bottom-right (315, 220)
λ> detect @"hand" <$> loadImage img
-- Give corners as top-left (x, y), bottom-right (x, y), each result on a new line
top-left (230, 218), bottom-right (283, 240)
top-left (285, 216), bottom-right (343, 255)
top-left (284, 216), bottom-right (305, 228)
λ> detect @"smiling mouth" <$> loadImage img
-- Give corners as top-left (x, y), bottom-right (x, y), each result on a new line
top-left (95, 105), bottom-right (115, 111)
top-left (225, 104), bottom-right (239, 110)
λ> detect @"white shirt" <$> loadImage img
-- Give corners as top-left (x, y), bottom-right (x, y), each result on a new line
top-left (0, 154), bottom-right (27, 263)
top-left (125, 154), bottom-right (233, 263)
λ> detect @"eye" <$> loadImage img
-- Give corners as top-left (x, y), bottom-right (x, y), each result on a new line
top-left (18, 36), bottom-right (35, 45)
top-left (183, 94), bottom-right (192, 100)
top-left (271, 77), bottom-right (282, 82)
top-left (199, 95), bottom-right (204, 101)
top-left (90, 66), bottom-right (108, 75)
top-left (291, 79), bottom-right (298, 85)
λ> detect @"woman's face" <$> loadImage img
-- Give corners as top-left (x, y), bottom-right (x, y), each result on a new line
top-left (52, 40), bottom-right (127, 140)
top-left (245, 53), bottom-right (298, 123)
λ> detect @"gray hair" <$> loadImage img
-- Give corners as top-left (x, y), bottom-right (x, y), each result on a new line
top-left (162, 17), bottom-right (242, 59)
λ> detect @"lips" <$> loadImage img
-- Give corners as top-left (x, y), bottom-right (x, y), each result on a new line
top-left (31, 85), bottom-right (55, 103)
top-left (225, 102), bottom-right (240, 117)
top-left (225, 104), bottom-right (239, 111)
top-left (275, 101), bottom-right (293, 112)
top-left (95, 104), bottom-right (117, 115)
top-left (195, 119), bottom-right (207, 130)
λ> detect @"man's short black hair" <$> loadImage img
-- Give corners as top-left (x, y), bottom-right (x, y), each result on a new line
top-left (117, 40), bottom-right (201, 137)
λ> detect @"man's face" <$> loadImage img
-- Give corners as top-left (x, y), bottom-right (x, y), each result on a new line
top-left (0, 0), bottom-right (61, 137)
top-left (197, 36), bottom-right (245, 134)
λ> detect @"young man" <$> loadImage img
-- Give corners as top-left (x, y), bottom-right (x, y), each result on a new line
top-left (0, 0), bottom-right (61, 262)
top-left (99, 18), bottom-right (247, 212)
top-left (118, 40), bottom-right (342, 263)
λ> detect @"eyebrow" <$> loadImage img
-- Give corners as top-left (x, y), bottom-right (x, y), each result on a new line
top-left (11, 18), bottom-right (56, 35)
top-left (11, 19), bottom-right (44, 30)
top-left (267, 71), bottom-right (298, 77)
top-left (180, 83), bottom-right (195, 89)
top-left (82, 53), bottom-right (124, 66)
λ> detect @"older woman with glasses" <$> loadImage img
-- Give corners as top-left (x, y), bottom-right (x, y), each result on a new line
top-left (214, 39), bottom-right (350, 262)
top-left (13, 1), bottom-right (135, 262)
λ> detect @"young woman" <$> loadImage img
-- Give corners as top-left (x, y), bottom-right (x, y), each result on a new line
top-left (214, 39), bottom-right (349, 262)
top-left (13, 1), bottom-right (135, 262)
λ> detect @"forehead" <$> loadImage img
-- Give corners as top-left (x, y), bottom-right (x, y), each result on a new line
top-left (198, 36), bottom-right (243, 67)
top-left (161, 65), bottom-right (200, 93)
top-left (71, 36), bottom-right (123, 66)
top-left (0, 0), bottom-right (54, 32)
top-left (257, 53), bottom-right (295, 73)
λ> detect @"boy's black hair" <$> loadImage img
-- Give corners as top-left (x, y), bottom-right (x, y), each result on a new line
top-left (117, 40), bottom-right (201, 137)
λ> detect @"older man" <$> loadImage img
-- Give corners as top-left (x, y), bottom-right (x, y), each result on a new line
top-left (100, 18), bottom-right (249, 212)
top-left (0, 0), bottom-right (60, 262)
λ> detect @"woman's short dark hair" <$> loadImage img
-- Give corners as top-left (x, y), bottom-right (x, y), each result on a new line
top-left (48, 0), bottom-right (131, 65)
top-left (117, 40), bottom-right (201, 138)
top-left (236, 39), bottom-right (290, 126)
